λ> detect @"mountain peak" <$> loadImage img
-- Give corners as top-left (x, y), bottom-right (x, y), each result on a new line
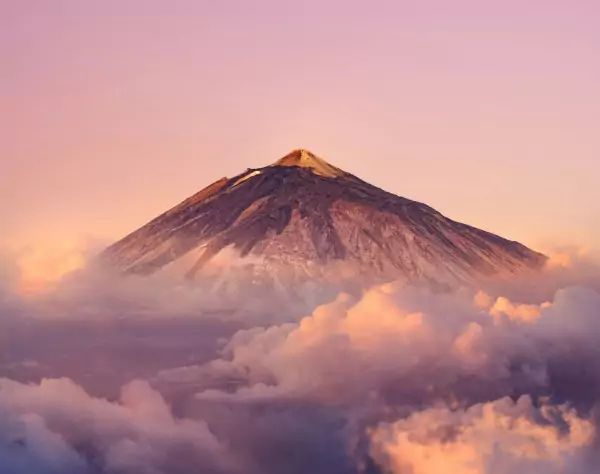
top-left (102, 149), bottom-right (546, 287)
top-left (272, 149), bottom-right (346, 178)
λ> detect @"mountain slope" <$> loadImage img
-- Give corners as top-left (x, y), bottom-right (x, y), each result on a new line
top-left (101, 149), bottom-right (546, 287)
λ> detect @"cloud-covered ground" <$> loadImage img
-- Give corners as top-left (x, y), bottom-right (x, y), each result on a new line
top-left (0, 249), bottom-right (599, 473)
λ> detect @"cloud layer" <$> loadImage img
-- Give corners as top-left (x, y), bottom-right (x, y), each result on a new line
top-left (0, 250), bottom-right (599, 473)
top-left (0, 377), bottom-right (235, 474)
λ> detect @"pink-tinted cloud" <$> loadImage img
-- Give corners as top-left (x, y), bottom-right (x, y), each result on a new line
top-left (370, 396), bottom-right (594, 474)
top-left (0, 377), bottom-right (235, 474)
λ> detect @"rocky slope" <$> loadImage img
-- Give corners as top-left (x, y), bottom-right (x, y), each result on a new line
top-left (101, 149), bottom-right (546, 288)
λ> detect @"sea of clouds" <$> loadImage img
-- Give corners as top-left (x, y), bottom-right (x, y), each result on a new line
top-left (0, 248), bottom-right (599, 474)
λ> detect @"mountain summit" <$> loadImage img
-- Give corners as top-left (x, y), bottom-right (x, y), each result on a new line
top-left (273, 149), bottom-right (346, 177)
top-left (101, 149), bottom-right (546, 287)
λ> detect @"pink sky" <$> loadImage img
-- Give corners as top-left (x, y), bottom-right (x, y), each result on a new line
top-left (2, 0), bottom-right (599, 259)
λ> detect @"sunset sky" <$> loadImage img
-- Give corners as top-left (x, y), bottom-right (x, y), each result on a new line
top-left (2, 4), bottom-right (600, 473)
top-left (3, 0), bottom-right (599, 259)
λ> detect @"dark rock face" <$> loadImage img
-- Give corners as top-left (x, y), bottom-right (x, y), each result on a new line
top-left (101, 149), bottom-right (546, 287)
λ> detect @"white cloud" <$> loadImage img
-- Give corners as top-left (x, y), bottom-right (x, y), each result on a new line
top-left (192, 284), bottom-right (600, 407)
top-left (1, 247), bottom-right (600, 473)
top-left (369, 396), bottom-right (594, 474)
top-left (0, 378), bottom-right (236, 474)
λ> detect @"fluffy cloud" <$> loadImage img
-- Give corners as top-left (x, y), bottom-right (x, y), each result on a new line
top-left (0, 377), bottom-right (235, 474)
top-left (369, 396), bottom-right (594, 474)
top-left (1, 248), bottom-right (600, 473)
top-left (189, 283), bottom-right (600, 409)
top-left (156, 279), bottom-right (599, 474)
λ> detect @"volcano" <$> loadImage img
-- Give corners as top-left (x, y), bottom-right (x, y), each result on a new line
top-left (101, 149), bottom-right (546, 288)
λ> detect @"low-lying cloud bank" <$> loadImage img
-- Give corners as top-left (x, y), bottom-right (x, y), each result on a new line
top-left (0, 377), bottom-right (238, 474)
top-left (0, 249), bottom-right (599, 473)
top-left (187, 284), bottom-right (600, 407)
